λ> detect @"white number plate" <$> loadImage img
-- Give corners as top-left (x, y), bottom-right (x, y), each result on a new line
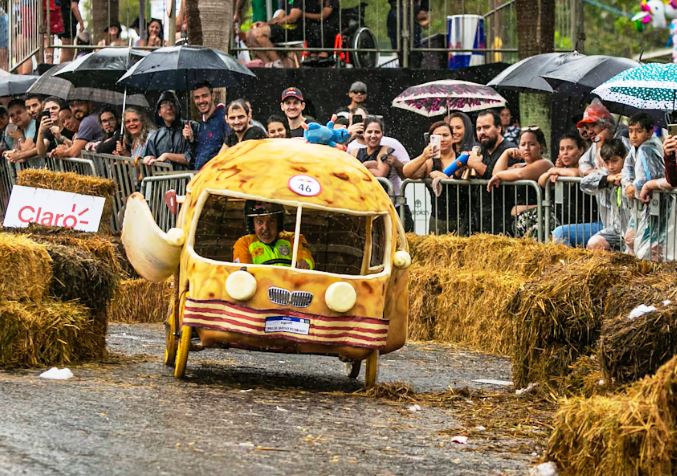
top-left (264, 316), bottom-right (310, 335)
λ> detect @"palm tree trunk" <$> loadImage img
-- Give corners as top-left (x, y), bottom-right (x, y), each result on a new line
top-left (515, 0), bottom-right (555, 59)
top-left (187, 0), bottom-right (233, 51)
top-left (91, 0), bottom-right (120, 45)
top-left (515, 0), bottom-right (555, 157)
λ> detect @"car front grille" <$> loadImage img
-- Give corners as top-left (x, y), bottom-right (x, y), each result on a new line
top-left (267, 287), bottom-right (313, 308)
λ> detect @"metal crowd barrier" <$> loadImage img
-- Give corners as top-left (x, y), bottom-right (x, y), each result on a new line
top-left (544, 176), bottom-right (600, 245)
top-left (45, 157), bottom-right (97, 176)
top-left (376, 177), bottom-right (394, 203)
top-left (140, 173), bottom-right (194, 232)
top-left (399, 178), bottom-right (546, 241)
top-left (81, 151), bottom-right (173, 232)
top-left (626, 189), bottom-right (677, 262)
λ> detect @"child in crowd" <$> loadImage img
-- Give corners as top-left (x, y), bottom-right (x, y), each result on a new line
top-left (621, 113), bottom-right (665, 259)
top-left (581, 139), bottom-right (631, 251)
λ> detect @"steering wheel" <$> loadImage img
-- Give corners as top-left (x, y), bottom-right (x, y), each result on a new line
top-left (260, 258), bottom-right (293, 266)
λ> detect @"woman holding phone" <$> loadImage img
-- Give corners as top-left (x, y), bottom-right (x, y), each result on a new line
top-left (403, 121), bottom-right (468, 234)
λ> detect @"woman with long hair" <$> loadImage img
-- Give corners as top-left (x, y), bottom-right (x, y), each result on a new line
top-left (350, 116), bottom-right (391, 178)
top-left (266, 115), bottom-right (291, 138)
top-left (137, 18), bottom-right (165, 47)
top-left (114, 107), bottom-right (152, 159)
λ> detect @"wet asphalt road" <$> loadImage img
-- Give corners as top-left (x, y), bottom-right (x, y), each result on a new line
top-left (0, 324), bottom-right (545, 476)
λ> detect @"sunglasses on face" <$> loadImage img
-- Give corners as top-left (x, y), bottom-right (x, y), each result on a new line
top-left (351, 90), bottom-right (366, 95)
top-left (521, 125), bottom-right (540, 132)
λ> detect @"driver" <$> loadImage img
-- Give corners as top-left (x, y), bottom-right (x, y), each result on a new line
top-left (233, 201), bottom-right (315, 269)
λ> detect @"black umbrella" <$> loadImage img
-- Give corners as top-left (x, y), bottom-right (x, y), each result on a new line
top-left (0, 71), bottom-right (38, 96)
top-left (541, 55), bottom-right (640, 94)
top-left (488, 52), bottom-right (585, 93)
top-left (117, 45), bottom-right (256, 92)
top-left (54, 47), bottom-right (149, 91)
top-left (27, 63), bottom-right (149, 107)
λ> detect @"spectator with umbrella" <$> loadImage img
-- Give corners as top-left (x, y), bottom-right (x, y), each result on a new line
top-left (36, 96), bottom-right (69, 157)
top-left (51, 100), bottom-right (102, 158)
top-left (2, 98), bottom-right (38, 164)
top-left (142, 91), bottom-right (190, 169)
top-left (84, 107), bottom-right (120, 154)
top-left (183, 82), bottom-right (230, 170)
top-left (115, 107), bottom-right (153, 160)
top-left (221, 99), bottom-right (267, 150)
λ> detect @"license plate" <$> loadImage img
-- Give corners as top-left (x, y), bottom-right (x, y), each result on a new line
top-left (264, 316), bottom-right (310, 335)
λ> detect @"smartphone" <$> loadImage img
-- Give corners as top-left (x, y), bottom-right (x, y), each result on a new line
top-left (352, 114), bottom-right (363, 124)
top-left (429, 134), bottom-right (441, 158)
top-left (423, 132), bottom-right (430, 144)
top-left (668, 124), bottom-right (677, 136)
top-left (40, 110), bottom-right (52, 125)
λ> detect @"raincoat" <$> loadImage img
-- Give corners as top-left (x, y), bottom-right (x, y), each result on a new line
top-left (622, 137), bottom-right (665, 259)
top-left (580, 168), bottom-right (630, 242)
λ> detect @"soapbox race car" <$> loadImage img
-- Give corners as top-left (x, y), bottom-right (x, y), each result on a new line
top-left (121, 139), bottom-right (411, 386)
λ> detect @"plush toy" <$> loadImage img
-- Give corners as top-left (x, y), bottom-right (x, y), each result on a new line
top-left (302, 116), bottom-right (351, 150)
top-left (639, 0), bottom-right (677, 29)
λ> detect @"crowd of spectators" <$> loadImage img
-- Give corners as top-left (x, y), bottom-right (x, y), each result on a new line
top-left (0, 75), bottom-right (676, 261)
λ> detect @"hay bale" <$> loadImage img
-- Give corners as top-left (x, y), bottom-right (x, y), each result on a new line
top-left (0, 233), bottom-right (52, 301)
top-left (407, 264), bottom-right (442, 341)
top-left (0, 299), bottom-right (106, 368)
top-left (553, 355), bottom-right (611, 398)
top-left (547, 356), bottom-right (676, 475)
top-left (407, 233), bottom-right (589, 277)
top-left (509, 252), bottom-right (653, 390)
top-left (17, 169), bottom-right (115, 233)
top-left (106, 279), bottom-right (172, 323)
top-left (16, 226), bottom-right (125, 277)
top-left (42, 242), bottom-right (117, 312)
top-left (600, 300), bottom-right (677, 385)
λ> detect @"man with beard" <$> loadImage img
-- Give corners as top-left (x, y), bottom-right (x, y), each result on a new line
top-left (280, 87), bottom-right (308, 138)
top-left (51, 99), bottom-right (102, 158)
top-left (183, 81), bottom-right (230, 170)
top-left (221, 100), bottom-right (266, 150)
top-left (467, 109), bottom-right (517, 234)
top-left (142, 91), bottom-right (190, 170)
top-left (24, 94), bottom-right (43, 143)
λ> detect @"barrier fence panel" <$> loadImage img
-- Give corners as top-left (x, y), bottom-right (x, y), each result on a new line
top-left (544, 177), bottom-right (600, 246)
top-left (140, 173), bottom-right (194, 232)
top-left (630, 190), bottom-right (677, 262)
top-left (398, 178), bottom-right (545, 241)
top-left (45, 157), bottom-right (97, 176)
top-left (0, 157), bottom-right (17, 219)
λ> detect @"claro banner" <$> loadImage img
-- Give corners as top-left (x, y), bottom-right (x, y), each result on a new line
top-left (3, 186), bottom-right (105, 233)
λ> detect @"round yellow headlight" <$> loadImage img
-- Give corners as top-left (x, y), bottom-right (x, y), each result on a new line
top-left (325, 282), bottom-right (357, 313)
top-left (393, 250), bottom-right (411, 268)
top-left (225, 270), bottom-right (257, 301)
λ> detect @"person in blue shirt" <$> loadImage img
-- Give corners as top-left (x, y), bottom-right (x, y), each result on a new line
top-left (183, 81), bottom-right (230, 170)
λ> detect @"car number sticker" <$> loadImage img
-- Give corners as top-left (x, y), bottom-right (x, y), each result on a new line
top-left (264, 316), bottom-right (310, 335)
top-left (288, 175), bottom-right (321, 197)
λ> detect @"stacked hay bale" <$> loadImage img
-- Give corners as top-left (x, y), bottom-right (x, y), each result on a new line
top-left (547, 356), bottom-right (676, 475)
top-left (406, 234), bottom-right (589, 355)
top-left (508, 253), bottom-right (658, 390)
top-left (106, 279), bottom-right (173, 323)
top-left (16, 169), bottom-right (116, 233)
top-left (599, 272), bottom-right (677, 385)
top-left (0, 233), bottom-right (112, 367)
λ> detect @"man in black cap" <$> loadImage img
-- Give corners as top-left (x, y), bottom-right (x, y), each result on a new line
top-left (280, 87), bottom-right (309, 138)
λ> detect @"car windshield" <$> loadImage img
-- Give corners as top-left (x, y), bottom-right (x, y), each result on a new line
top-left (191, 193), bottom-right (388, 276)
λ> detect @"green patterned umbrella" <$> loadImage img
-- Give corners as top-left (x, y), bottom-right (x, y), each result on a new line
top-left (592, 63), bottom-right (677, 112)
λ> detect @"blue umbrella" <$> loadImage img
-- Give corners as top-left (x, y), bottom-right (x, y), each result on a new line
top-left (592, 63), bottom-right (677, 112)
top-left (117, 45), bottom-right (256, 92)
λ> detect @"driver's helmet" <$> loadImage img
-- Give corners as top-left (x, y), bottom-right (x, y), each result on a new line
top-left (244, 200), bottom-right (284, 233)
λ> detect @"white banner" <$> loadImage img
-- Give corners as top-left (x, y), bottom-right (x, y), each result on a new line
top-left (3, 186), bottom-right (105, 233)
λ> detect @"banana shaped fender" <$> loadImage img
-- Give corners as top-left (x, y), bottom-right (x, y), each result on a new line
top-left (121, 192), bottom-right (184, 282)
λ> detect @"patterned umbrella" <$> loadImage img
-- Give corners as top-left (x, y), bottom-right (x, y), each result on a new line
top-left (592, 63), bottom-right (677, 112)
top-left (392, 80), bottom-right (506, 117)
